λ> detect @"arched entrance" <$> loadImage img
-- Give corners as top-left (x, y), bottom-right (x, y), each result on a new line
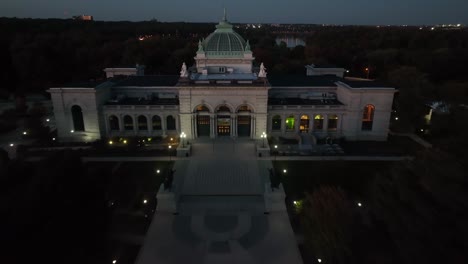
top-left (237, 105), bottom-right (252, 137)
top-left (195, 105), bottom-right (211, 137)
top-left (216, 105), bottom-right (231, 136)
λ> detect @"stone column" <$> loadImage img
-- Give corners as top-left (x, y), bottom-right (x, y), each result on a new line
top-left (119, 114), bottom-right (124, 133)
top-left (296, 114), bottom-right (301, 133)
top-left (308, 114), bottom-right (313, 134)
top-left (147, 114), bottom-right (152, 135)
top-left (281, 114), bottom-right (286, 134)
top-left (230, 115), bottom-right (234, 137)
top-left (210, 115), bottom-right (214, 138)
top-left (161, 114), bottom-right (167, 137)
top-left (133, 114), bottom-right (138, 136)
top-left (104, 114), bottom-right (110, 137)
top-left (175, 114), bottom-right (180, 134)
top-left (323, 114), bottom-right (329, 133)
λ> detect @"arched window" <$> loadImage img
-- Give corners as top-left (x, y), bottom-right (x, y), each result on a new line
top-left (328, 114), bottom-right (338, 131)
top-left (285, 115), bottom-right (295, 131)
top-left (272, 115), bottom-right (281, 131)
top-left (138, 115), bottom-right (148, 130)
top-left (152, 115), bottom-right (162, 130)
top-left (166, 115), bottom-right (176, 130)
top-left (237, 105), bottom-right (252, 113)
top-left (109, 115), bottom-right (119, 131)
top-left (216, 105), bottom-right (231, 113)
top-left (71, 105), bottom-right (85, 131)
top-left (196, 105), bottom-right (210, 112)
top-left (300, 115), bottom-right (309, 132)
top-left (314, 114), bottom-right (324, 130)
top-left (362, 105), bottom-right (375, 131)
top-left (123, 115), bottom-right (134, 131)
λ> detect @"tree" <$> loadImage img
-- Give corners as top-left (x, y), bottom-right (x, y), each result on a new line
top-left (301, 186), bottom-right (354, 264)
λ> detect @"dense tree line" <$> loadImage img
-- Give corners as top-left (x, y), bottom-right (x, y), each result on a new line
top-left (0, 150), bottom-right (111, 264)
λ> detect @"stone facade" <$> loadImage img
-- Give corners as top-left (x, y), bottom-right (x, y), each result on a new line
top-left (47, 17), bottom-right (396, 143)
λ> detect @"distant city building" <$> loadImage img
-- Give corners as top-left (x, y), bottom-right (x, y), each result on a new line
top-left (48, 13), bottom-right (396, 143)
top-left (73, 15), bottom-right (93, 21)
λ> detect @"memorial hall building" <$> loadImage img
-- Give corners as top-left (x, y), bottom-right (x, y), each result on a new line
top-left (48, 15), bottom-right (396, 143)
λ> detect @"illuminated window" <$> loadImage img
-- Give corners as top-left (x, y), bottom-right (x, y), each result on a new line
top-left (138, 115), bottom-right (148, 130)
top-left (285, 115), bottom-right (295, 131)
top-left (362, 105), bottom-right (375, 131)
top-left (328, 114), bottom-right (338, 131)
top-left (272, 115), bottom-right (281, 130)
top-left (152, 115), bottom-right (162, 130)
top-left (300, 115), bottom-right (309, 132)
top-left (217, 105), bottom-right (231, 113)
top-left (314, 114), bottom-right (324, 130)
top-left (196, 105), bottom-right (210, 112)
top-left (109, 115), bottom-right (119, 131)
top-left (237, 105), bottom-right (251, 112)
top-left (124, 115), bottom-right (133, 131)
top-left (71, 105), bottom-right (85, 131)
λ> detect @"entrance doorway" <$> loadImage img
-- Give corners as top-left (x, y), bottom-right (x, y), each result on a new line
top-left (237, 116), bottom-right (251, 137)
top-left (217, 116), bottom-right (230, 136)
top-left (197, 115), bottom-right (210, 137)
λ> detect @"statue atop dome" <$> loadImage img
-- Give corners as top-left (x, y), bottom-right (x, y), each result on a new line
top-left (180, 62), bottom-right (188, 78)
top-left (258, 63), bottom-right (267, 78)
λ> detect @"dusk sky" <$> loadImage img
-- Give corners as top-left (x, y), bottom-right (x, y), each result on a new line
top-left (1, 0), bottom-right (467, 25)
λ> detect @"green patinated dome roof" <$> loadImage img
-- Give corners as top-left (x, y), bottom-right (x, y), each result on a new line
top-left (202, 14), bottom-right (248, 56)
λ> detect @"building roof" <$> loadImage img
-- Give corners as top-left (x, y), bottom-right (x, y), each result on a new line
top-left (112, 75), bottom-right (180, 87)
top-left (105, 97), bottom-right (179, 106)
top-left (339, 78), bottom-right (394, 89)
top-left (200, 11), bottom-right (249, 57)
top-left (268, 97), bottom-right (343, 106)
top-left (268, 75), bottom-right (340, 87)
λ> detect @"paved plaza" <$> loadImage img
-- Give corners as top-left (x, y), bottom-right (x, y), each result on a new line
top-left (135, 138), bottom-right (303, 264)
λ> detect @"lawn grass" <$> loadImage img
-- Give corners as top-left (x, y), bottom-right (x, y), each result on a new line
top-left (273, 160), bottom-right (398, 200)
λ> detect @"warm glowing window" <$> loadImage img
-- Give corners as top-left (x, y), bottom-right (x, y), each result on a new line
top-left (328, 114), bottom-right (338, 131)
top-left (300, 115), bottom-right (309, 132)
top-left (314, 114), bottom-right (324, 130)
top-left (362, 105), bottom-right (375, 131)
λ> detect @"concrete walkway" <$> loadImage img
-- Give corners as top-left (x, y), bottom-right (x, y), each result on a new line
top-left (389, 131), bottom-right (432, 148)
top-left (135, 138), bottom-right (303, 264)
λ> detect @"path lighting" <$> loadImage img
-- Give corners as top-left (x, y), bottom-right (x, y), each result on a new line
top-left (123, 140), bottom-right (127, 144)
top-left (180, 132), bottom-right (186, 147)
top-left (156, 169), bottom-right (160, 174)
top-left (365, 67), bottom-right (370, 79)
top-left (52, 137), bottom-right (56, 141)
top-left (318, 259), bottom-right (322, 263)
top-left (420, 129), bottom-right (424, 132)
top-left (170, 137), bottom-right (173, 141)
top-left (143, 199), bottom-right (148, 204)
top-left (168, 145), bottom-right (172, 161)
top-left (261, 132), bottom-right (267, 148)
top-left (70, 130), bottom-right (74, 133)
top-left (112, 260), bottom-right (117, 264)
top-left (357, 202), bottom-right (362, 207)
top-left (274, 145), bottom-right (278, 160)
top-left (293, 200), bottom-right (297, 205)
top-left (23, 131), bottom-right (27, 135)
top-left (395, 117), bottom-right (399, 120)
top-left (10, 143), bottom-right (14, 147)
top-left (283, 169), bottom-right (287, 174)
top-left (46, 118), bottom-right (50, 122)
top-left (109, 141), bottom-right (113, 145)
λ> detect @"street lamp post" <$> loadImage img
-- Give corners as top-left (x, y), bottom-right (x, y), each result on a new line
top-left (168, 145), bottom-right (172, 161)
top-left (274, 145), bottom-right (278, 161)
top-left (180, 132), bottom-right (186, 148)
top-left (261, 132), bottom-right (267, 148)
top-left (365, 67), bottom-right (370, 79)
